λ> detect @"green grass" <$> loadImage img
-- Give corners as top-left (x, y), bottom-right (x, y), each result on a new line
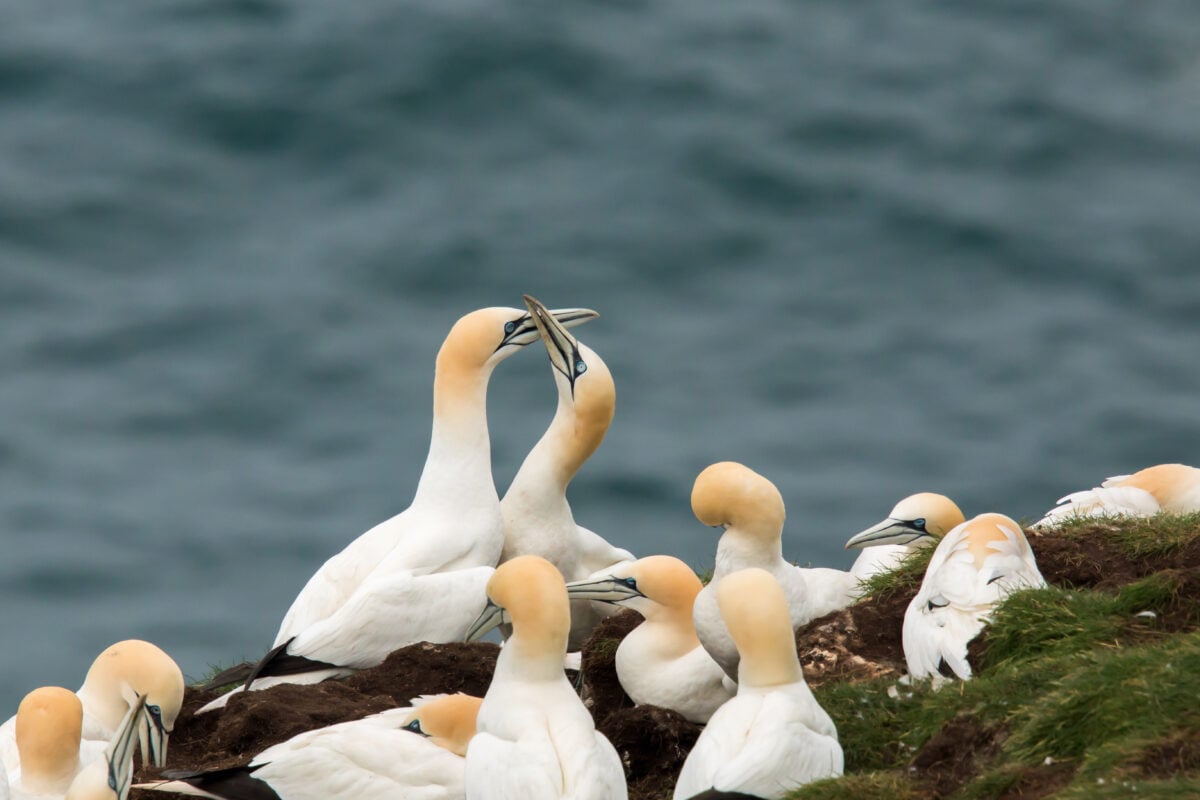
top-left (1041, 511), bottom-right (1200, 559)
top-left (781, 520), bottom-right (1200, 800)
top-left (853, 546), bottom-right (935, 602)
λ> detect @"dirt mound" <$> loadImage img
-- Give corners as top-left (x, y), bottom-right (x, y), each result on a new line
top-left (601, 705), bottom-right (702, 800)
top-left (794, 588), bottom-right (910, 687)
top-left (910, 714), bottom-right (1004, 798)
top-left (131, 642), bottom-right (499, 792)
top-left (579, 609), bottom-right (640, 717)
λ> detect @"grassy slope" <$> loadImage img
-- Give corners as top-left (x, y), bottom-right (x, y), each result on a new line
top-left (789, 514), bottom-right (1200, 799)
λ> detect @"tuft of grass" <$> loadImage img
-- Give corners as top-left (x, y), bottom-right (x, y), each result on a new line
top-left (1045, 512), bottom-right (1200, 559)
top-left (854, 546), bottom-right (935, 603)
top-left (788, 772), bottom-right (922, 799)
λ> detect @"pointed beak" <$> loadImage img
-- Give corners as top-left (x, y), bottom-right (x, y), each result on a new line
top-left (137, 702), bottom-right (169, 767)
top-left (109, 696), bottom-right (146, 799)
top-left (844, 518), bottom-right (932, 549)
top-left (465, 599), bottom-right (509, 642)
top-left (564, 577), bottom-right (645, 604)
top-left (523, 294), bottom-right (587, 396)
top-left (495, 304), bottom-right (598, 350)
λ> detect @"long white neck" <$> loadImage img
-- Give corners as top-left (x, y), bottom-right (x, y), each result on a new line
top-left (413, 363), bottom-right (497, 507)
top-left (713, 528), bottom-right (785, 577)
top-left (506, 397), bottom-right (581, 502)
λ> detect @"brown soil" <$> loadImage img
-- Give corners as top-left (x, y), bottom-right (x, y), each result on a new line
top-left (600, 705), bottom-right (702, 800)
top-left (131, 642), bottom-right (499, 791)
top-left (994, 762), bottom-right (1078, 800)
top-left (910, 714), bottom-right (1004, 798)
top-left (794, 589), bottom-right (911, 688)
top-left (1127, 727), bottom-right (1200, 779)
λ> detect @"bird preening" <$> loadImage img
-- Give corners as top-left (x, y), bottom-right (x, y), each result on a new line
top-left (5, 296), bottom-right (1197, 800)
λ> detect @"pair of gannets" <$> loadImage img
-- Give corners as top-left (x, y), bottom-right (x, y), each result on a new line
top-left (201, 301), bottom-right (602, 711)
top-left (689, 462), bottom-right (859, 681)
top-left (1035, 463), bottom-right (1200, 528)
top-left (465, 556), bottom-right (626, 800)
top-left (674, 569), bottom-right (843, 800)
top-left (566, 556), bottom-right (734, 723)
top-left (904, 513), bottom-right (1046, 681)
top-left (139, 694), bottom-right (482, 800)
top-left (1, 640), bottom-right (183, 780)
top-left (4, 687), bottom-right (146, 800)
top-left (500, 296), bottom-right (634, 650)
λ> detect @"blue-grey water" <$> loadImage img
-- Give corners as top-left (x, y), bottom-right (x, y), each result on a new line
top-left (3, 1), bottom-right (1199, 711)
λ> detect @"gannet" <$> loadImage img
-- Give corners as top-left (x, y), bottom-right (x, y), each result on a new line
top-left (1, 640), bottom-right (183, 775)
top-left (199, 305), bottom-right (597, 712)
top-left (565, 555), bottom-right (734, 723)
top-left (64, 697), bottom-right (145, 800)
top-left (1034, 463), bottom-right (1200, 528)
top-left (464, 556), bottom-right (626, 800)
top-left (138, 693), bottom-right (481, 800)
top-left (903, 513), bottom-right (1046, 681)
top-left (673, 569), bottom-right (843, 800)
top-left (500, 295), bottom-right (634, 650)
top-left (5, 687), bottom-right (145, 800)
top-left (690, 462), bottom-right (858, 681)
top-left (844, 493), bottom-right (966, 580)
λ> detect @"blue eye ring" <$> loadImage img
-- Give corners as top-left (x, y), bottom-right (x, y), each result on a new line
top-left (912, 518), bottom-right (927, 531)
top-left (575, 360), bottom-right (587, 375)
top-left (623, 576), bottom-right (637, 588)
top-left (504, 321), bottom-right (517, 334)
top-left (404, 719), bottom-right (424, 734)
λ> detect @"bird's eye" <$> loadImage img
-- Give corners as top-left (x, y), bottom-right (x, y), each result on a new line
top-left (404, 719), bottom-right (425, 735)
top-left (575, 360), bottom-right (587, 375)
top-left (504, 321), bottom-right (517, 335)
top-left (912, 519), bottom-right (927, 531)
top-left (147, 704), bottom-right (162, 719)
top-left (623, 577), bottom-right (637, 589)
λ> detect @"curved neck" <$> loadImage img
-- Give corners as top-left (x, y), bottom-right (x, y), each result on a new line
top-left (414, 357), bottom-right (496, 505)
top-left (637, 608), bottom-right (701, 659)
top-left (714, 528), bottom-right (784, 576)
top-left (496, 620), bottom-right (570, 684)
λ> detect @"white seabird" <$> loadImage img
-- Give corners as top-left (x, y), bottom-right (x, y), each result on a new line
top-left (1034, 463), bottom-right (1200, 529)
top-left (1, 640), bottom-right (183, 775)
top-left (844, 493), bottom-right (966, 580)
top-left (904, 512), bottom-right (1046, 681)
top-left (138, 693), bottom-right (481, 800)
top-left (500, 295), bottom-right (634, 650)
top-left (690, 462), bottom-right (858, 681)
top-left (565, 555), bottom-right (733, 723)
top-left (64, 696), bottom-right (145, 800)
top-left (5, 686), bottom-right (145, 800)
top-left (464, 555), bottom-right (626, 800)
top-left (199, 305), bottom-right (597, 712)
top-left (673, 568), bottom-right (843, 800)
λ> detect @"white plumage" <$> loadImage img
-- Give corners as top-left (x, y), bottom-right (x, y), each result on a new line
top-left (674, 569), bottom-right (842, 800)
top-left (1, 641), bottom-right (183, 776)
top-left (565, 555), bottom-right (734, 723)
top-left (500, 295), bottom-right (634, 650)
top-left (199, 306), bottom-right (597, 712)
top-left (689, 462), bottom-right (858, 680)
top-left (903, 513), bottom-right (1046, 681)
top-left (1034, 464), bottom-right (1200, 528)
top-left (138, 694), bottom-right (480, 800)
top-left (465, 556), bottom-right (626, 800)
